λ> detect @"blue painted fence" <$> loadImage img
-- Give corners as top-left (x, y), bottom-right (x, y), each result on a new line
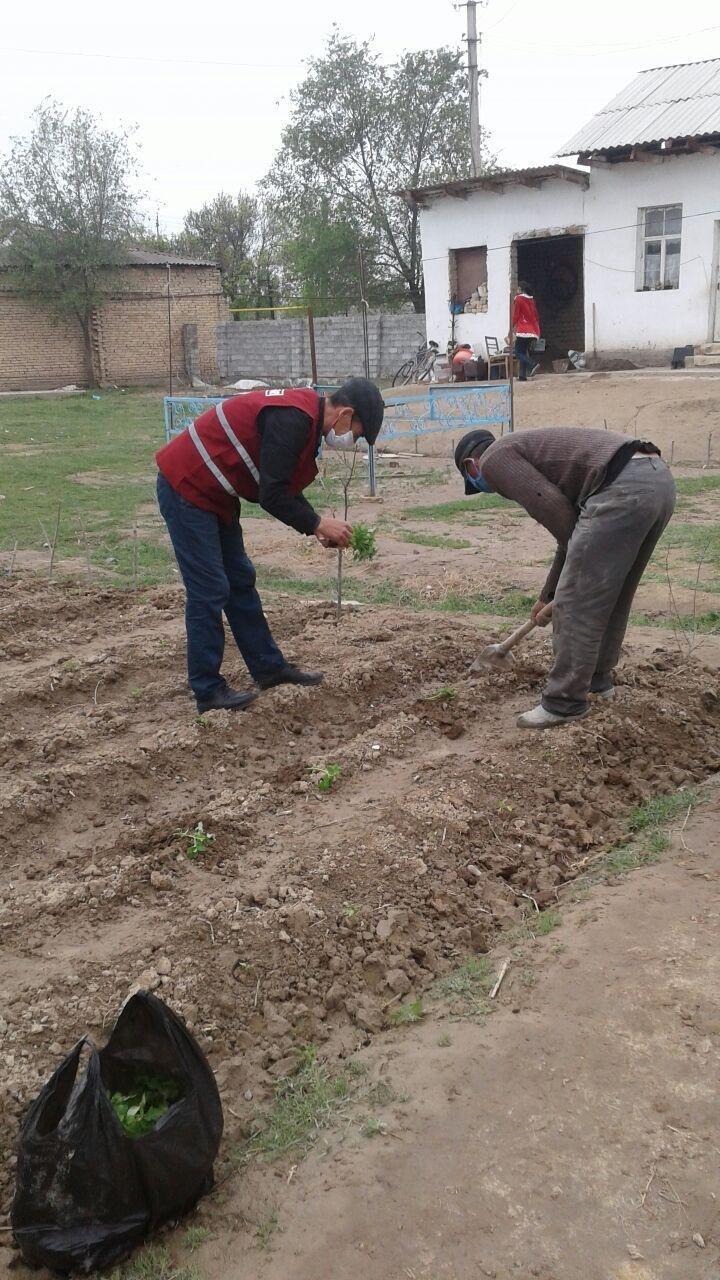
top-left (162, 382), bottom-right (512, 446)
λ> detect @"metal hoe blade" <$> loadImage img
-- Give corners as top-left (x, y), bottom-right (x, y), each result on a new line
top-left (471, 643), bottom-right (516, 672)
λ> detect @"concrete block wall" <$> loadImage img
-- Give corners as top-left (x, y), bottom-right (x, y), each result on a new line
top-left (216, 312), bottom-right (425, 382)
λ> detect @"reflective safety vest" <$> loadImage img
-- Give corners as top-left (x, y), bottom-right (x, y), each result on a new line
top-left (156, 387), bottom-right (322, 521)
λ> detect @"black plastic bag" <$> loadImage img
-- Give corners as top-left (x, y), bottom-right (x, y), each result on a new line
top-left (12, 991), bottom-right (224, 1273)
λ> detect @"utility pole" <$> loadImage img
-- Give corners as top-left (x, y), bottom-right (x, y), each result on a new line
top-left (462, 1), bottom-right (483, 177)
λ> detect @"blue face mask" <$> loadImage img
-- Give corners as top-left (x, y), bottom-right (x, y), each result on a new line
top-left (467, 471), bottom-right (494, 494)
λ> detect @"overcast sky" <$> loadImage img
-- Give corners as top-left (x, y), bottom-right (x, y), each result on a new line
top-left (2, 0), bottom-right (719, 232)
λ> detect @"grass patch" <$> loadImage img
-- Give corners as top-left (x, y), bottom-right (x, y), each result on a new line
top-left (387, 997), bottom-right (424, 1026)
top-left (657, 521), bottom-right (720, 570)
top-left (575, 787), bottom-right (699, 890)
top-left (395, 530), bottom-right (472, 550)
top-left (109, 1245), bottom-right (197, 1280)
top-left (509, 907), bottom-right (562, 944)
top-left (628, 789), bottom-right (698, 832)
top-left (630, 609), bottom-right (720, 633)
top-left (0, 389), bottom-right (178, 584)
top-left (534, 908), bottom-right (561, 936)
top-left (432, 957), bottom-right (494, 1019)
top-left (183, 1227), bottom-right (210, 1253)
top-left (674, 473), bottom-right (720, 497)
top-left (240, 1047), bottom-right (350, 1162)
top-left (255, 1211), bottom-right (279, 1250)
top-left (404, 494), bottom-right (522, 521)
top-left (361, 1116), bottom-right (386, 1138)
top-left (256, 566), bottom-right (534, 618)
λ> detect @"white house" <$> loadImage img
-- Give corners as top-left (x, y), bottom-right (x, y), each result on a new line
top-left (408, 58), bottom-right (720, 367)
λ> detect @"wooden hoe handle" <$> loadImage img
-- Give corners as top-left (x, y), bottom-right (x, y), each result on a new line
top-left (496, 605), bottom-right (553, 657)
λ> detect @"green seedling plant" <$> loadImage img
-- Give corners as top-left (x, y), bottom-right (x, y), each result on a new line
top-left (350, 523), bottom-right (377, 562)
top-left (430, 684), bottom-right (457, 701)
top-left (313, 763), bottom-right (341, 793)
top-left (175, 821), bottom-right (215, 860)
top-left (109, 1072), bottom-right (182, 1138)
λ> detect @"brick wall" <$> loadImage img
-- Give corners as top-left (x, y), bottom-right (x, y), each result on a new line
top-left (216, 312), bottom-right (425, 382)
top-left (0, 295), bottom-right (88, 390)
top-left (0, 264), bottom-right (228, 391)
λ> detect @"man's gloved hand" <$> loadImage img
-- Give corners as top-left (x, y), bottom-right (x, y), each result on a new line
top-left (315, 515), bottom-right (353, 549)
top-left (531, 599), bottom-right (553, 626)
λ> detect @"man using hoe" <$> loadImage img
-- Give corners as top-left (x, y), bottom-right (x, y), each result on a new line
top-left (156, 379), bottom-right (384, 713)
top-left (455, 425), bottom-right (675, 728)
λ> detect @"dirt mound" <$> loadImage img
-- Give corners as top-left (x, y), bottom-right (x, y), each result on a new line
top-left (1, 575), bottom-right (720, 1215)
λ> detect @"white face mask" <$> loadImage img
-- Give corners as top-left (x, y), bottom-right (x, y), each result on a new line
top-left (325, 428), bottom-right (356, 451)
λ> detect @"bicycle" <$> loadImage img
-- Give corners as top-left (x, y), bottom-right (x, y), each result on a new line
top-left (392, 335), bottom-right (440, 387)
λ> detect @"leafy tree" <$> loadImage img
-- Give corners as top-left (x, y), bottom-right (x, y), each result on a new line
top-left (268, 30), bottom-right (493, 312)
top-left (0, 99), bottom-right (143, 384)
top-left (175, 191), bottom-right (258, 304)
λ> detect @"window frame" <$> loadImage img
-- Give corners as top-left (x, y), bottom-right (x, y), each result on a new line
top-left (450, 244), bottom-right (488, 310)
top-left (636, 204), bottom-right (682, 292)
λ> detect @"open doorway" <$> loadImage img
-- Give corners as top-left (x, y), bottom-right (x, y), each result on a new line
top-left (514, 234), bottom-right (585, 363)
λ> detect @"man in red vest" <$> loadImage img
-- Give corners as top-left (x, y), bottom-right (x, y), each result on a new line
top-left (156, 378), bottom-right (384, 713)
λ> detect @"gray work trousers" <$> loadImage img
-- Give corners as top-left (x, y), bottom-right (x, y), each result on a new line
top-left (542, 458), bottom-right (676, 717)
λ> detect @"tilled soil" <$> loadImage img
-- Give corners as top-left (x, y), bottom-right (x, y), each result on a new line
top-left (2, 575), bottom-right (720, 1221)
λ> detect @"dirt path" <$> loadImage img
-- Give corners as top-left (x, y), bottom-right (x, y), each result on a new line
top-left (205, 788), bottom-right (720, 1280)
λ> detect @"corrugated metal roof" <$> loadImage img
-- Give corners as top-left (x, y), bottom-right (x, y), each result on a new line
top-left (558, 57), bottom-right (720, 155)
top-left (403, 164), bottom-right (589, 206)
top-left (0, 247), bottom-right (218, 269)
top-left (124, 249), bottom-right (218, 268)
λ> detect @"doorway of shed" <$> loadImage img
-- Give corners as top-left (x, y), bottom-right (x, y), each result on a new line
top-left (514, 234), bottom-right (585, 364)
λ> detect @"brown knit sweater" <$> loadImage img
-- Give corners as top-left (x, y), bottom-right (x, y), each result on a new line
top-left (479, 427), bottom-right (659, 600)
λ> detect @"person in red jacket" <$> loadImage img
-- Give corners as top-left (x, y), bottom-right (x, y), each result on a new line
top-left (512, 282), bottom-right (541, 381)
top-left (155, 378), bottom-right (384, 713)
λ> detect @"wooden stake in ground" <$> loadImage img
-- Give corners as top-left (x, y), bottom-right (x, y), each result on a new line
top-left (335, 446), bottom-right (360, 623)
top-left (490, 958), bottom-right (510, 1000)
top-left (132, 520), bottom-right (139, 593)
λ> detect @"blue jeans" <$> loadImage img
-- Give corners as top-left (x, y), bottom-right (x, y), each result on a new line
top-left (515, 337), bottom-right (537, 381)
top-left (156, 473), bottom-right (285, 700)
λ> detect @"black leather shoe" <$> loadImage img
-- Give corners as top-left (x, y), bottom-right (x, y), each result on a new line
top-left (196, 687), bottom-right (259, 713)
top-left (256, 664), bottom-right (325, 691)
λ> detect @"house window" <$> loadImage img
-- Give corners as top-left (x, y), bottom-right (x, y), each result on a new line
top-left (637, 205), bottom-right (682, 291)
top-left (450, 245), bottom-right (488, 313)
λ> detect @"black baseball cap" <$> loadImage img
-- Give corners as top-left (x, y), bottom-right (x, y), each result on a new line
top-left (454, 429), bottom-right (496, 494)
top-left (333, 378), bottom-right (385, 445)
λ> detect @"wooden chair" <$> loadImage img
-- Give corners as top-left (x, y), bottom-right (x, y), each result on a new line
top-left (486, 336), bottom-right (511, 381)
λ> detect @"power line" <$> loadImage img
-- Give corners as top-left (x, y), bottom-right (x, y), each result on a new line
top-left (486, 23), bottom-right (720, 56)
top-left (421, 205), bottom-right (720, 266)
